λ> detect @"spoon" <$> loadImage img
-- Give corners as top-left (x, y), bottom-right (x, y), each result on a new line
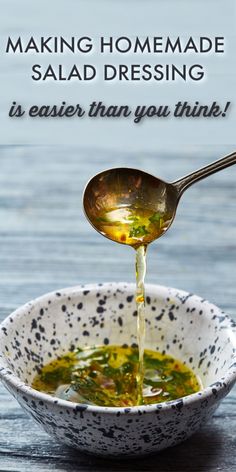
top-left (83, 151), bottom-right (236, 247)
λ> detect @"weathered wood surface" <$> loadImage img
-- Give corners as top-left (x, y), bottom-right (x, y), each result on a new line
top-left (0, 145), bottom-right (235, 471)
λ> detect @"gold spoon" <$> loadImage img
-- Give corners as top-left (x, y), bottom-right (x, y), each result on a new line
top-left (83, 151), bottom-right (236, 247)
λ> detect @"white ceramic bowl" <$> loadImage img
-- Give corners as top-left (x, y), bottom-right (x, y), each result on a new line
top-left (0, 283), bottom-right (236, 457)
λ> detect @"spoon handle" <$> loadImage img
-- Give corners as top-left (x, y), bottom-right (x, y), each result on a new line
top-left (173, 150), bottom-right (236, 195)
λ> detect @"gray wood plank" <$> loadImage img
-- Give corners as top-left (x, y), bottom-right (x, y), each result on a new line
top-left (0, 145), bottom-right (235, 471)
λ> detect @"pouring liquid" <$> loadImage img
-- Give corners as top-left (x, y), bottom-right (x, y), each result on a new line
top-left (135, 245), bottom-right (147, 404)
top-left (90, 204), bottom-right (172, 404)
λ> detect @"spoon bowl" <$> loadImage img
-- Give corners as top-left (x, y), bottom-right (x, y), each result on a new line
top-left (83, 168), bottom-right (178, 247)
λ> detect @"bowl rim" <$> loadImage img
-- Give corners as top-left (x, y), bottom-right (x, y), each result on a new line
top-left (0, 282), bottom-right (236, 415)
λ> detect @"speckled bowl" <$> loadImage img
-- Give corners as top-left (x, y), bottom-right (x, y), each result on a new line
top-left (0, 283), bottom-right (236, 457)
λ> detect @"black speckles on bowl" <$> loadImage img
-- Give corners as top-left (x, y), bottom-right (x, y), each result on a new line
top-left (0, 283), bottom-right (236, 457)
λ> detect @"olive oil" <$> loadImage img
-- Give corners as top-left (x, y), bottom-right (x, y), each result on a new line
top-left (92, 206), bottom-right (171, 248)
top-left (32, 345), bottom-right (201, 407)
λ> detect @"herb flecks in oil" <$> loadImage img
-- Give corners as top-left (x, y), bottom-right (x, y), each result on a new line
top-left (32, 345), bottom-right (201, 407)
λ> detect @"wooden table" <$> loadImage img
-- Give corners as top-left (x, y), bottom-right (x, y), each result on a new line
top-left (0, 146), bottom-right (235, 471)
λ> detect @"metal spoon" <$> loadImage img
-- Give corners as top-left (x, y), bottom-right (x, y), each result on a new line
top-left (83, 151), bottom-right (236, 246)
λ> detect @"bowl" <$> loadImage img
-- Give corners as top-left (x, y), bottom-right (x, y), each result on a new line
top-left (0, 282), bottom-right (236, 457)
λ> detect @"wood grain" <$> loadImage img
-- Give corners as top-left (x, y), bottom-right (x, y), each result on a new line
top-left (0, 145), bottom-right (235, 471)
